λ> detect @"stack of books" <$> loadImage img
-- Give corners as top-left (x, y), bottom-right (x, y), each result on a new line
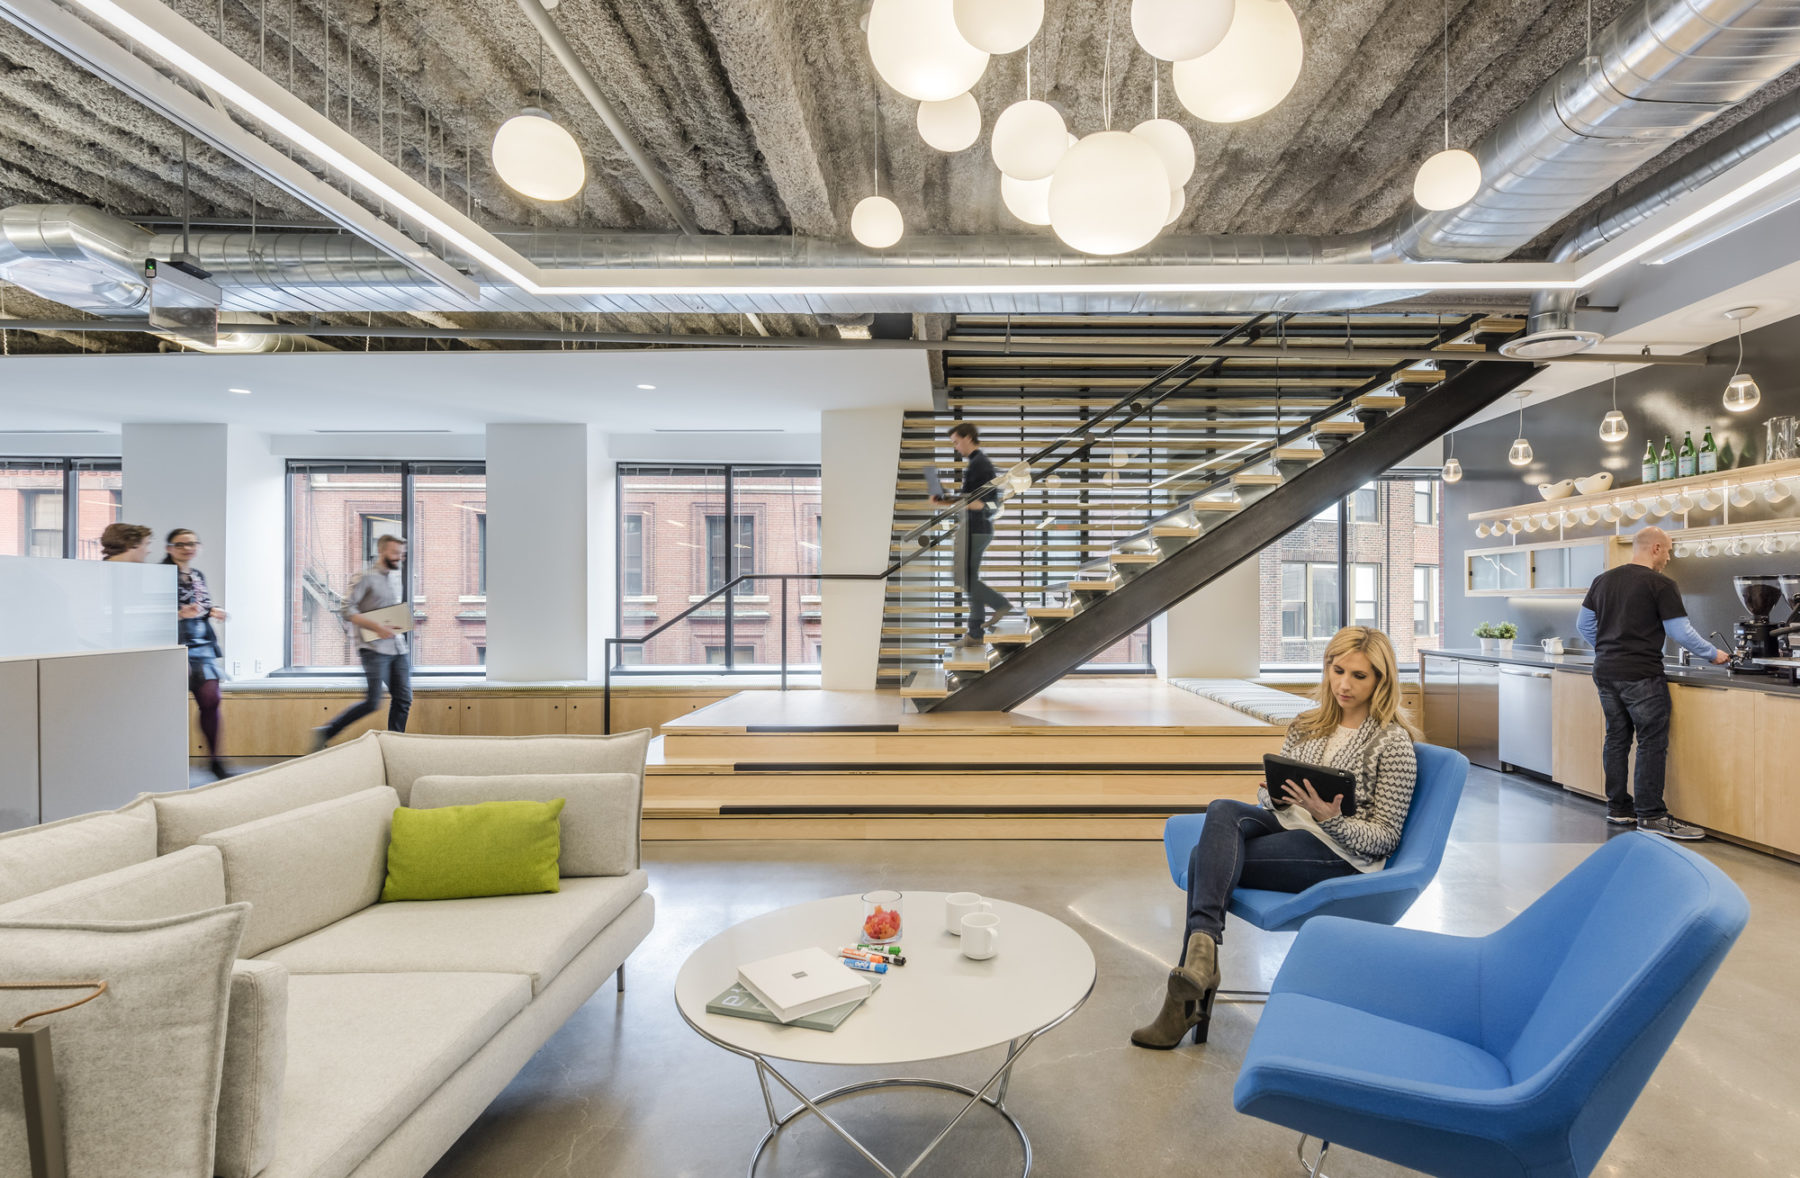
top-left (709, 946), bottom-right (873, 1031)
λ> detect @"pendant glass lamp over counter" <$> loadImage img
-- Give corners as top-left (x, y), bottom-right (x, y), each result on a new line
top-left (1722, 307), bottom-right (1762, 413)
top-left (1599, 366), bottom-right (1628, 443)
top-left (1441, 431), bottom-right (1462, 483)
top-left (491, 109), bottom-right (585, 201)
top-left (1508, 392), bottom-right (1533, 467)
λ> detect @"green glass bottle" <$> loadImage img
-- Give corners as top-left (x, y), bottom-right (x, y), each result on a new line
top-left (1642, 440), bottom-right (1658, 484)
top-left (1658, 435), bottom-right (1677, 481)
top-left (1677, 430), bottom-right (1697, 478)
top-left (1698, 427), bottom-right (1718, 474)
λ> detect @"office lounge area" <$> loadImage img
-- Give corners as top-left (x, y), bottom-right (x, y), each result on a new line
top-left (5, 0), bottom-right (1800, 1174)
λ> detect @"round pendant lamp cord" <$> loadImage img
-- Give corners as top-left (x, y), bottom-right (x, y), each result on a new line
top-left (1442, 0), bottom-right (1450, 152)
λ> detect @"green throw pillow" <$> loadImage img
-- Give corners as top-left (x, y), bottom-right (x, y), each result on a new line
top-left (382, 798), bottom-right (565, 902)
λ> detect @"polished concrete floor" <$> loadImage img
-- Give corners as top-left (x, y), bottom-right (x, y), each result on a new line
top-left (379, 765), bottom-right (1800, 1177)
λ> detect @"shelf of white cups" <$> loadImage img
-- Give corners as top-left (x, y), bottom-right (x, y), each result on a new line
top-left (1466, 458), bottom-right (1800, 559)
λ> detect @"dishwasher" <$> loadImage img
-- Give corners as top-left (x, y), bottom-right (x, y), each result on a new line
top-left (1497, 665), bottom-right (1555, 777)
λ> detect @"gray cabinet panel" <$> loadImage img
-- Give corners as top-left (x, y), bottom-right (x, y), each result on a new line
top-left (0, 659), bottom-right (39, 831)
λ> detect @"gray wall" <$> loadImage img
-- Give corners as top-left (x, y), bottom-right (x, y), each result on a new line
top-left (1443, 318), bottom-right (1800, 650)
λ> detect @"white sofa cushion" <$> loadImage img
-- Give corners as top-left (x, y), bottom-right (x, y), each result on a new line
top-left (256, 971), bottom-right (530, 1178)
top-left (0, 905), bottom-right (249, 1178)
top-left (410, 773), bottom-right (639, 877)
top-left (0, 844), bottom-right (225, 920)
top-left (376, 729), bottom-right (651, 805)
top-left (0, 801), bottom-right (158, 905)
top-left (201, 787), bottom-right (399, 957)
top-left (260, 871), bottom-right (649, 997)
top-left (151, 732), bottom-right (388, 855)
top-left (216, 959), bottom-right (288, 1178)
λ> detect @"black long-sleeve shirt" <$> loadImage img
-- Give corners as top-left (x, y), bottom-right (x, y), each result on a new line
top-left (959, 448), bottom-right (1000, 534)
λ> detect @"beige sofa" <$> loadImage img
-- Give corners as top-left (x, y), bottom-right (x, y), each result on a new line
top-left (0, 729), bottom-right (655, 1178)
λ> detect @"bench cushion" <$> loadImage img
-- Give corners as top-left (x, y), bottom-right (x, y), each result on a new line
top-left (1170, 678), bottom-right (1313, 724)
top-left (201, 787), bottom-right (399, 957)
top-left (0, 802), bottom-right (158, 905)
top-left (376, 729), bottom-right (650, 805)
top-left (411, 773), bottom-right (640, 877)
top-left (255, 971), bottom-right (530, 1178)
top-left (152, 733), bottom-right (387, 854)
top-left (260, 871), bottom-right (648, 997)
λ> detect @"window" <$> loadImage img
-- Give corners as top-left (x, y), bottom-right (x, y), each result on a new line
top-left (616, 464), bottom-right (821, 672)
top-left (1260, 474), bottom-right (1442, 669)
top-left (1353, 563), bottom-right (1380, 629)
top-left (1414, 480), bottom-right (1437, 525)
top-left (0, 459), bottom-right (122, 559)
top-left (285, 461), bottom-right (485, 672)
top-left (621, 514), bottom-right (644, 596)
top-left (705, 514), bottom-right (754, 592)
top-left (1414, 565), bottom-right (1440, 638)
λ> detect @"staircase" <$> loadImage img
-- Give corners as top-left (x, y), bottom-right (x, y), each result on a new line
top-left (885, 312), bottom-right (1533, 711)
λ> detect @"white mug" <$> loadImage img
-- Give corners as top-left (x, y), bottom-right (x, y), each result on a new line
top-left (961, 912), bottom-right (1000, 960)
top-left (945, 892), bottom-right (992, 935)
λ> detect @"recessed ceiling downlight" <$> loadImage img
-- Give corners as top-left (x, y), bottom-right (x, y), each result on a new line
top-left (637, 383), bottom-right (657, 390)
top-left (1497, 329), bottom-right (1604, 360)
top-left (228, 387), bottom-right (252, 395)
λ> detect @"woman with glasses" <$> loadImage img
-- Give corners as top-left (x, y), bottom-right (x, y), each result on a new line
top-left (165, 528), bottom-right (230, 779)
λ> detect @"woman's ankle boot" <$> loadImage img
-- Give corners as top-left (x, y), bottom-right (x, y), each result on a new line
top-left (1129, 985), bottom-right (1200, 1049)
top-left (1169, 932), bottom-right (1221, 1001)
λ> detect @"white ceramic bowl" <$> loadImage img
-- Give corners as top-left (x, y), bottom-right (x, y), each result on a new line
top-left (1574, 472), bottom-right (1613, 495)
top-left (1538, 479), bottom-right (1577, 500)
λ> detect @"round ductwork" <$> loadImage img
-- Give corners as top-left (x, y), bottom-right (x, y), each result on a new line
top-left (1498, 329), bottom-right (1604, 359)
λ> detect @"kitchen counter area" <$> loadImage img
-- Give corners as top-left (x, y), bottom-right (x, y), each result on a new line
top-left (1420, 647), bottom-right (1800, 861)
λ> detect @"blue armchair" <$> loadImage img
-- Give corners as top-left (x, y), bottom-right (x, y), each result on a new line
top-left (1163, 742), bottom-right (1467, 935)
top-left (1232, 832), bottom-right (1749, 1178)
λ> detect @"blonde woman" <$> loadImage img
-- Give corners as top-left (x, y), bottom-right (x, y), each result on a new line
top-left (1131, 626), bottom-right (1421, 1049)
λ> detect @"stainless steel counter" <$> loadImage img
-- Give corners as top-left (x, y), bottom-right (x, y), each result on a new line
top-left (1419, 648), bottom-right (1800, 696)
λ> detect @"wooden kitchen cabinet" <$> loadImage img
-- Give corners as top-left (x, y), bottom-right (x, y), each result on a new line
top-left (1551, 671), bottom-right (1611, 800)
top-left (1754, 692), bottom-right (1800, 852)
top-left (1664, 682), bottom-right (1759, 840)
top-left (458, 697), bottom-right (567, 736)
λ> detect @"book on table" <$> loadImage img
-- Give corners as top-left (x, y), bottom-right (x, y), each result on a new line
top-left (736, 946), bottom-right (871, 1024)
top-left (706, 981), bottom-right (872, 1031)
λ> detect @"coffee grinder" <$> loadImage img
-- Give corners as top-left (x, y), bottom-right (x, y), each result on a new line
top-left (1729, 575), bottom-right (1786, 672)
top-left (1772, 574), bottom-right (1800, 656)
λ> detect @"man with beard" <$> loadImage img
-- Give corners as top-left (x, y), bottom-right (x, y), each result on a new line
top-left (315, 534), bottom-right (414, 747)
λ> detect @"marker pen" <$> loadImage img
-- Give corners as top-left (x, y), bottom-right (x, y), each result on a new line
top-left (839, 956), bottom-right (888, 974)
top-left (840, 947), bottom-right (907, 966)
top-left (857, 942), bottom-right (903, 955)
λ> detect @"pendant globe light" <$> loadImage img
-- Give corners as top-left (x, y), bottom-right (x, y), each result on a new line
top-left (917, 92), bottom-right (982, 152)
top-left (1599, 365), bottom-right (1629, 443)
top-left (867, 0), bottom-right (990, 103)
top-left (1413, 0), bottom-right (1481, 211)
top-left (1441, 431), bottom-right (1463, 483)
top-left (1171, 0), bottom-right (1303, 124)
top-left (992, 100), bottom-right (1068, 179)
top-left (1130, 0), bottom-right (1235, 62)
top-left (852, 90), bottom-right (904, 249)
top-left (491, 109), bottom-right (585, 201)
top-left (1722, 306), bottom-right (1763, 413)
top-left (1508, 392), bottom-right (1534, 467)
top-left (1049, 132), bottom-right (1169, 254)
top-left (1001, 172), bottom-right (1053, 225)
top-left (953, 0), bottom-right (1044, 55)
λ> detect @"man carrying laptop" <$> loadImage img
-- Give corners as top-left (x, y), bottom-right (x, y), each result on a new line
top-left (314, 534), bottom-right (414, 747)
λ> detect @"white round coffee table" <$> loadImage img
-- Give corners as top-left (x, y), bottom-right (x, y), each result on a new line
top-left (674, 891), bottom-right (1095, 1177)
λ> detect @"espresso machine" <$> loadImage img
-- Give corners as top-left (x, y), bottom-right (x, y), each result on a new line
top-left (1730, 575), bottom-right (1793, 672)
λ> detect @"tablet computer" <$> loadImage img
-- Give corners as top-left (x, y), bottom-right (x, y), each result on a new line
top-left (1263, 754), bottom-right (1358, 817)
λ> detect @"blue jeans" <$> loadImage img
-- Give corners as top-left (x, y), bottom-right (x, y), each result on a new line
top-left (322, 649), bottom-right (412, 738)
top-left (964, 529), bottom-right (1011, 638)
top-left (1183, 799), bottom-right (1356, 950)
top-left (1595, 675), bottom-right (1671, 819)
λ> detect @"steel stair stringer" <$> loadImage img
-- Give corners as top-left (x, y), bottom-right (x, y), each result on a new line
top-left (922, 358), bottom-right (1536, 712)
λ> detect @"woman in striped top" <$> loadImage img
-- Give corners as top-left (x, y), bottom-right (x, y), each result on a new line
top-left (1131, 626), bottom-right (1420, 1049)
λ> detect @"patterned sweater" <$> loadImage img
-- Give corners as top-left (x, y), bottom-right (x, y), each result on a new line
top-left (1259, 718), bottom-right (1418, 872)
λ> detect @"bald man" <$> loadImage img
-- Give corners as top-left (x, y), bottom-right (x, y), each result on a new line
top-left (1576, 526), bottom-right (1726, 840)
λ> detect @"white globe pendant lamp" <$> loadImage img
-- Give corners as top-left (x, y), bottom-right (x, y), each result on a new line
top-left (1130, 0), bottom-right (1235, 62)
top-left (1721, 307), bottom-right (1763, 413)
top-left (1172, 0), bottom-right (1303, 124)
top-left (917, 92), bottom-right (982, 152)
top-left (1001, 172), bottom-right (1053, 225)
top-left (851, 195), bottom-right (905, 248)
top-left (867, 0), bottom-right (990, 103)
top-left (1598, 366), bottom-right (1629, 443)
top-left (1165, 182), bottom-right (1187, 225)
top-left (1131, 117), bottom-right (1196, 186)
top-left (491, 109), bottom-right (585, 201)
top-left (1414, 148), bottom-right (1481, 210)
top-left (1507, 392), bottom-right (1534, 467)
top-left (1048, 131), bottom-right (1170, 256)
top-left (952, 0), bottom-right (1044, 55)
top-left (1441, 432), bottom-right (1462, 483)
top-left (991, 99), bottom-right (1069, 180)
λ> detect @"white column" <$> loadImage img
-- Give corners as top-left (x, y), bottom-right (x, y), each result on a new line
top-left (1152, 557), bottom-right (1262, 679)
top-left (122, 423), bottom-right (285, 677)
top-left (821, 408), bottom-right (904, 691)
top-left (485, 424), bottom-right (606, 682)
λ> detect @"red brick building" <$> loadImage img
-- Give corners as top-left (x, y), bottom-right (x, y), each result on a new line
top-left (0, 460), bottom-right (123, 559)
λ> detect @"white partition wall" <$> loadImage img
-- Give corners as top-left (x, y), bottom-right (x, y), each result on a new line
top-left (821, 408), bottom-right (905, 690)
top-left (1153, 558), bottom-right (1262, 679)
top-left (37, 647), bottom-right (189, 820)
top-left (0, 555), bottom-right (176, 657)
top-left (0, 659), bottom-right (38, 831)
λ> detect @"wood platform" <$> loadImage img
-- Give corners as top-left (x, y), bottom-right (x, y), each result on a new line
top-left (645, 678), bottom-right (1284, 840)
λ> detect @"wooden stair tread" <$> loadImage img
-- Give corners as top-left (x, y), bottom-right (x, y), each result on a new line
top-left (1397, 369), bottom-right (1444, 384)
top-left (1109, 551), bottom-right (1160, 564)
top-left (1027, 605), bottom-right (1077, 620)
top-left (1313, 420), bottom-right (1366, 435)
top-left (1354, 394), bottom-right (1406, 409)
top-left (1151, 524), bottom-right (1201, 538)
top-left (1273, 446), bottom-right (1324, 462)
top-left (900, 669), bottom-right (949, 698)
top-left (1231, 473), bottom-right (1283, 486)
top-left (943, 646), bottom-right (997, 670)
top-left (1190, 498), bottom-right (1243, 512)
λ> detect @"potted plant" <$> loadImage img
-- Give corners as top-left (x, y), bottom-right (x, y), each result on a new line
top-left (1475, 622), bottom-right (1500, 654)
top-left (1496, 621), bottom-right (1518, 654)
